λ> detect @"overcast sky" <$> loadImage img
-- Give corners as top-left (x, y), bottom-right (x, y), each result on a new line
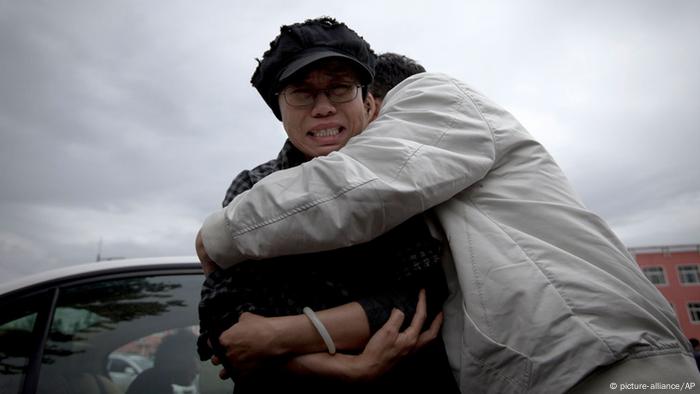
top-left (1, 0), bottom-right (698, 283)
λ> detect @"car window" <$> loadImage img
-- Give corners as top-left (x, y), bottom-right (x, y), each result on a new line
top-left (33, 274), bottom-right (230, 394)
top-left (0, 292), bottom-right (51, 394)
top-left (108, 329), bottom-right (195, 394)
top-left (107, 356), bottom-right (132, 374)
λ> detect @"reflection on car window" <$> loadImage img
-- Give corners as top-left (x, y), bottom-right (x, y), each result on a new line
top-left (51, 307), bottom-right (108, 336)
top-left (108, 351), bottom-right (154, 392)
top-left (33, 274), bottom-right (230, 394)
top-left (0, 302), bottom-right (40, 394)
top-left (121, 329), bottom-right (199, 394)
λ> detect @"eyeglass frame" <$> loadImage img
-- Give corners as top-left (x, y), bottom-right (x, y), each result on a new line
top-left (276, 83), bottom-right (365, 108)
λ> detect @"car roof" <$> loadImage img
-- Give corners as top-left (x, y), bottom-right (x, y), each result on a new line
top-left (0, 256), bottom-right (200, 298)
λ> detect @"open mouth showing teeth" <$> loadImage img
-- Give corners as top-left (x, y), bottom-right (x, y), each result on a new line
top-left (309, 127), bottom-right (341, 137)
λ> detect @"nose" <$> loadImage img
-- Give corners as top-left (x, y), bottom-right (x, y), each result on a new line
top-left (311, 91), bottom-right (337, 117)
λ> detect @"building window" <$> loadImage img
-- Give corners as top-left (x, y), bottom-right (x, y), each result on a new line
top-left (689, 302), bottom-right (700, 323)
top-left (678, 265), bottom-right (700, 285)
top-left (642, 266), bottom-right (667, 285)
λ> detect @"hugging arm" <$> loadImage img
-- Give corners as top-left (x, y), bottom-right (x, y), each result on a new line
top-left (283, 291), bottom-right (444, 381)
top-left (200, 217), bottom-right (447, 380)
top-left (200, 73), bottom-right (496, 268)
top-left (212, 291), bottom-right (443, 381)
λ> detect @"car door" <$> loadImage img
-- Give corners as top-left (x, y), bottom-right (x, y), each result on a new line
top-left (0, 266), bottom-right (231, 394)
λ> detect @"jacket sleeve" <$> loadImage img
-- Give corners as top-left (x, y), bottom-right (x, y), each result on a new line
top-left (201, 73), bottom-right (497, 268)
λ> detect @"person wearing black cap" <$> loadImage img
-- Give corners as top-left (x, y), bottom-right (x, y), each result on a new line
top-left (196, 17), bottom-right (459, 393)
top-left (198, 16), bottom-right (700, 394)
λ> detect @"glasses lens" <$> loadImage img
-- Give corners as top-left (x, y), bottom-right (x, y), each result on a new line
top-left (328, 84), bottom-right (358, 103)
top-left (283, 84), bottom-right (360, 107)
top-left (286, 90), bottom-right (313, 107)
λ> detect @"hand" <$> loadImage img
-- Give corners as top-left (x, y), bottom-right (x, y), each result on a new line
top-left (212, 311), bottom-right (283, 378)
top-left (285, 289), bottom-right (444, 382)
top-left (352, 289), bottom-right (442, 380)
top-left (195, 229), bottom-right (218, 275)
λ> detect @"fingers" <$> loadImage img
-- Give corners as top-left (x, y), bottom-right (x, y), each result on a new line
top-left (400, 289), bottom-right (428, 340)
top-left (381, 308), bottom-right (406, 333)
top-left (411, 288), bottom-right (428, 329)
top-left (416, 311), bottom-right (443, 349)
top-left (212, 354), bottom-right (230, 381)
top-left (351, 290), bottom-right (444, 382)
top-left (371, 308), bottom-right (405, 343)
top-left (387, 307), bottom-right (406, 327)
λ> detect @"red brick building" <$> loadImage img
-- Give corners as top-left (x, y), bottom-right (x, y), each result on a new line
top-left (630, 244), bottom-right (700, 340)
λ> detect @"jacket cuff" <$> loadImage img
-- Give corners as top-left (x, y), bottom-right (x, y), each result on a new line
top-left (200, 209), bottom-right (241, 269)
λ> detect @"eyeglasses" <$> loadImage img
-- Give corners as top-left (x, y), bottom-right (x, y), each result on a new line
top-left (277, 83), bottom-right (363, 108)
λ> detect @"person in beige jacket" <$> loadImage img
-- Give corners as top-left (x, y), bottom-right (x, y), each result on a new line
top-left (198, 41), bottom-right (699, 394)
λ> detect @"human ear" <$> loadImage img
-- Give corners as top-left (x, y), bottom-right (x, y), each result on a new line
top-left (364, 93), bottom-right (379, 122)
top-left (365, 93), bottom-right (381, 122)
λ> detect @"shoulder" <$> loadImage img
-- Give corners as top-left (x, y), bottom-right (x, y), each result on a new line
top-left (222, 157), bottom-right (283, 206)
top-left (223, 140), bottom-right (305, 206)
top-left (246, 157), bottom-right (283, 181)
top-left (389, 72), bottom-right (469, 94)
top-left (381, 72), bottom-right (480, 113)
top-left (230, 140), bottom-right (303, 191)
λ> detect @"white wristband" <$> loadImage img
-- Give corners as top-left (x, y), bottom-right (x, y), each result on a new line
top-left (302, 307), bottom-right (336, 355)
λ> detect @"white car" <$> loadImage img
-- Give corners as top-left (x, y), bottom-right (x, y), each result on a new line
top-left (0, 257), bottom-right (231, 394)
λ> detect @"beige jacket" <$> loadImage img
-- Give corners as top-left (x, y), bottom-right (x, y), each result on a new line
top-left (201, 73), bottom-right (690, 393)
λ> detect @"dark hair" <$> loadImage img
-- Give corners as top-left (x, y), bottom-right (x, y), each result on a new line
top-left (369, 53), bottom-right (426, 99)
top-left (690, 338), bottom-right (700, 348)
top-left (251, 17), bottom-right (376, 120)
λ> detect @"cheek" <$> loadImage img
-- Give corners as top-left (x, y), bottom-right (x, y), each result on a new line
top-left (279, 100), bottom-right (298, 131)
top-left (352, 112), bottom-right (371, 137)
top-left (347, 104), bottom-right (370, 136)
top-left (280, 111), bottom-right (303, 138)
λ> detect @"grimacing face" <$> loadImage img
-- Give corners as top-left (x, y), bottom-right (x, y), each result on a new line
top-left (278, 61), bottom-right (375, 159)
